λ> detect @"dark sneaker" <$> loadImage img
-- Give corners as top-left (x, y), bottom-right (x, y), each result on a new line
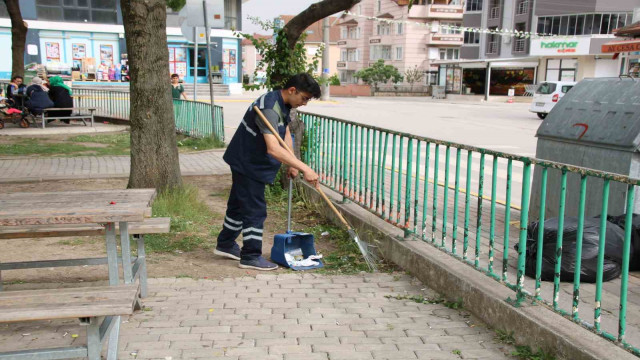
top-left (214, 245), bottom-right (241, 260)
top-left (238, 257), bottom-right (278, 271)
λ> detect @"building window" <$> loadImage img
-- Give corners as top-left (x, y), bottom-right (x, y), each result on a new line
top-left (514, 23), bottom-right (527, 52)
top-left (377, 0), bottom-right (381, 13)
top-left (36, 0), bottom-right (117, 23)
top-left (546, 58), bottom-right (577, 82)
top-left (466, 0), bottom-right (482, 12)
top-left (341, 27), bottom-right (348, 39)
top-left (439, 48), bottom-right (459, 60)
top-left (537, 13), bottom-right (630, 36)
top-left (395, 46), bottom-right (403, 60)
top-left (516, 0), bottom-right (529, 16)
top-left (440, 22), bottom-right (461, 35)
top-left (397, 23), bottom-right (403, 35)
top-left (340, 49), bottom-right (347, 61)
top-left (489, 0), bottom-right (500, 19)
top-left (486, 28), bottom-right (499, 54)
top-left (348, 26), bottom-right (360, 39)
top-left (347, 49), bottom-right (359, 61)
top-left (371, 45), bottom-right (392, 60)
top-left (464, 31), bottom-right (480, 44)
top-left (377, 23), bottom-right (391, 36)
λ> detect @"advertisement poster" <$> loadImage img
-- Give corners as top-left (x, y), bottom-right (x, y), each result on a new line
top-left (222, 38), bottom-right (239, 83)
top-left (100, 44), bottom-right (113, 65)
top-left (72, 43), bottom-right (86, 59)
top-left (45, 42), bottom-right (60, 62)
top-left (168, 47), bottom-right (188, 79)
top-left (175, 48), bottom-right (186, 62)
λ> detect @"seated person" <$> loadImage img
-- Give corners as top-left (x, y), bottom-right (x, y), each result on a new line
top-left (25, 77), bottom-right (54, 116)
top-left (6, 75), bottom-right (25, 107)
top-left (47, 76), bottom-right (73, 121)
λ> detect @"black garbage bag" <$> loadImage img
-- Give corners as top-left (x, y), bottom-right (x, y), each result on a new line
top-left (516, 217), bottom-right (624, 283)
top-left (606, 214), bottom-right (640, 270)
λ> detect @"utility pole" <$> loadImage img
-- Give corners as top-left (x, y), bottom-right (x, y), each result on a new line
top-left (193, 27), bottom-right (198, 102)
top-left (321, 17), bottom-right (330, 101)
top-left (203, 0), bottom-right (215, 106)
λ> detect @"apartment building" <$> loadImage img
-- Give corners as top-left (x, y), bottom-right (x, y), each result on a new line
top-left (452, 0), bottom-right (637, 96)
top-left (0, 0), bottom-right (244, 84)
top-left (337, 0), bottom-right (464, 86)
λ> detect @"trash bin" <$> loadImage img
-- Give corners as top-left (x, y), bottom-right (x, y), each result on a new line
top-left (530, 77), bottom-right (640, 220)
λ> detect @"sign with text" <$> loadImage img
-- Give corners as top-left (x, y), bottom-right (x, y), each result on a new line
top-left (602, 40), bottom-right (640, 53)
top-left (530, 37), bottom-right (591, 56)
top-left (369, 38), bottom-right (381, 44)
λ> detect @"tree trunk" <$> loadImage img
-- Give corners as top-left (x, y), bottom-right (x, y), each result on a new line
top-left (4, 0), bottom-right (27, 79)
top-left (121, 0), bottom-right (182, 191)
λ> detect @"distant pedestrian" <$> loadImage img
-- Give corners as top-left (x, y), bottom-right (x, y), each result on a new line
top-left (171, 74), bottom-right (187, 100)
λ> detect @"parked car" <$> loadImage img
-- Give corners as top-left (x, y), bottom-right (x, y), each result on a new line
top-left (529, 81), bottom-right (576, 119)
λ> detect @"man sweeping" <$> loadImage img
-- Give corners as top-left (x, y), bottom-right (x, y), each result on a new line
top-left (214, 73), bottom-right (322, 270)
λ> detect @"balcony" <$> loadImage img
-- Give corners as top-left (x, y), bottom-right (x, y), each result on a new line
top-left (408, 4), bottom-right (463, 20)
top-left (336, 61), bottom-right (359, 71)
top-left (428, 33), bottom-right (464, 45)
top-left (337, 38), bottom-right (358, 48)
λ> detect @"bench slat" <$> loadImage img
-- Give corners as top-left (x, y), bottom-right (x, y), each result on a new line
top-left (0, 285), bottom-right (138, 323)
top-left (0, 217), bottom-right (170, 239)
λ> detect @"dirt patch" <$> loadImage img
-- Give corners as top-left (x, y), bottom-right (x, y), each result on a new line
top-left (0, 176), bottom-right (344, 287)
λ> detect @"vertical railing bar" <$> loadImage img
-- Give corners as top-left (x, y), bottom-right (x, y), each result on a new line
top-left (572, 175), bottom-right (588, 321)
top-left (594, 178), bottom-right (610, 332)
top-left (413, 141), bottom-right (421, 236)
top-left (442, 146), bottom-right (451, 248)
top-left (463, 150), bottom-right (473, 260)
top-left (397, 136), bottom-right (404, 224)
top-left (389, 134), bottom-right (397, 221)
top-left (404, 138), bottom-right (413, 237)
top-left (379, 132), bottom-right (388, 217)
top-left (515, 162), bottom-right (532, 304)
top-left (422, 143), bottom-right (431, 241)
top-left (365, 128), bottom-right (371, 208)
top-left (488, 156), bottom-right (498, 275)
top-left (618, 184), bottom-right (635, 342)
top-left (432, 144), bottom-right (440, 244)
top-left (502, 159), bottom-right (513, 281)
top-left (535, 167), bottom-right (548, 300)
top-left (452, 148), bottom-right (461, 255)
top-left (475, 153), bottom-right (485, 268)
top-left (553, 170), bottom-right (568, 311)
top-left (359, 126), bottom-right (364, 204)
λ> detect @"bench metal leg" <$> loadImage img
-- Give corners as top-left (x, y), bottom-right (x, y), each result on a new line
top-left (119, 222), bottom-right (133, 284)
top-left (136, 234), bottom-right (148, 298)
top-left (105, 223), bottom-right (119, 286)
top-left (90, 112), bottom-right (94, 127)
top-left (106, 317), bottom-right (120, 360)
top-left (87, 317), bottom-right (101, 360)
top-left (41, 113), bottom-right (45, 129)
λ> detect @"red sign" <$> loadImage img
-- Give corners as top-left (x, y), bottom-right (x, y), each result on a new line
top-left (601, 40), bottom-right (640, 53)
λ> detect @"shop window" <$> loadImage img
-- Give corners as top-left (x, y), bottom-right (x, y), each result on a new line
top-left (36, 0), bottom-right (117, 23)
top-left (537, 12), bottom-right (631, 36)
top-left (546, 58), bottom-right (576, 82)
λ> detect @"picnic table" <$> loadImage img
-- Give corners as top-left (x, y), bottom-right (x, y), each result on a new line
top-left (0, 189), bottom-right (157, 360)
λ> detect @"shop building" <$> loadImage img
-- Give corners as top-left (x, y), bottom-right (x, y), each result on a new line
top-left (439, 0), bottom-right (636, 97)
top-left (0, 0), bottom-right (245, 84)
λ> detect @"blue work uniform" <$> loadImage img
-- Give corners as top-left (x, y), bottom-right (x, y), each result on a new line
top-left (217, 90), bottom-right (291, 260)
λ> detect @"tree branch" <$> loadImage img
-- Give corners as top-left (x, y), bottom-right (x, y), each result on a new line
top-left (282, 0), bottom-right (361, 49)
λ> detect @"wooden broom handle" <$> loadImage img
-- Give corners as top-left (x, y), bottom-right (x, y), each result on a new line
top-left (253, 105), bottom-right (351, 228)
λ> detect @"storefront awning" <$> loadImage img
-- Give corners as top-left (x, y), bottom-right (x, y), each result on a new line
top-left (433, 57), bottom-right (540, 69)
top-left (601, 39), bottom-right (640, 53)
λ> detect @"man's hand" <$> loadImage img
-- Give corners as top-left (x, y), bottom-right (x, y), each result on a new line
top-left (287, 167), bottom-right (299, 179)
top-left (303, 169), bottom-right (319, 188)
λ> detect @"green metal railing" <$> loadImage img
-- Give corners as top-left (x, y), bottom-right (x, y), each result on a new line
top-left (71, 88), bottom-right (224, 140)
top-left (300, 111), bottom-right (640, 356)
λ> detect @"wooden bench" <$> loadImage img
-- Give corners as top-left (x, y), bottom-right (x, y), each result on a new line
top-left (39, 107), bottom-right (97, 129)
top-left (0, 217), bottom-right (170, 298)
top-left (0, 285), bottom-right (138, 360)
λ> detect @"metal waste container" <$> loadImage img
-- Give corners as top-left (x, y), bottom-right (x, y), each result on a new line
top-left (530, 77), bottom-right (640, 219)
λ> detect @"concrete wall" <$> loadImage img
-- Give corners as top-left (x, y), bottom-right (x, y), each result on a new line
top-left (461, 46), bottom-right (480, 59)
top-left (463, 13), bottom-right (483, 28)
top-left (329, 84), bottom-right (371, 97)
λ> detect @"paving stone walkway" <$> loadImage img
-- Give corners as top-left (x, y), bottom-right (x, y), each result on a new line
top-left (0, 150), bottom-right (230, 182)
top-left (0, 274), bottom-right (516, 360)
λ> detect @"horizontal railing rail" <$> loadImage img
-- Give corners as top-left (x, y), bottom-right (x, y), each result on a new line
top-left (300, 111), bottom-right (640, 356)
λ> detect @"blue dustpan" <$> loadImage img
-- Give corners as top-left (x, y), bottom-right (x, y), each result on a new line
top-left (270, 179), bottom-right (323, 271)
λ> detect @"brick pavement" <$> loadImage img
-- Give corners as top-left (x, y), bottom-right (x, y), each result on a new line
top-left (0, 150), bottom-right (230, 182)
top-left (0, 274), bottom-right (517, 359)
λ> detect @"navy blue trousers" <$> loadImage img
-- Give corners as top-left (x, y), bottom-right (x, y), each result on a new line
top-left (217, 170), bottom-right (267, 260)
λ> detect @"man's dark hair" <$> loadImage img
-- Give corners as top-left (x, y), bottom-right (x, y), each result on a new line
top-left (11, 75), bottom-right (22, 82)
top-left (171, 73), bottom-right (179, 78)
top-left (284, 73), bottom-right (321, 99)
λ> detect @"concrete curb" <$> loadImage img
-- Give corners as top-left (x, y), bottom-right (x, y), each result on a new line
top-left (299, 181), bottom-right (636, 360)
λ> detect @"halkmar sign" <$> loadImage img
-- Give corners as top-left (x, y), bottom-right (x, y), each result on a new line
top-left (530, 37), bottom-right (591, 56)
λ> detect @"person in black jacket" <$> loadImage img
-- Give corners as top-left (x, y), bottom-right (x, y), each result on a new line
top-left (25, 77), bottom-right (54, 116)
top-left (47, 76), bottom-right (73, 122)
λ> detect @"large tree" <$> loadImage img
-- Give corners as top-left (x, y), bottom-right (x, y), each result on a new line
top-left (4, 0), bottom-right (28, 78)
top-left (121, 0), bottom-right (184, 191)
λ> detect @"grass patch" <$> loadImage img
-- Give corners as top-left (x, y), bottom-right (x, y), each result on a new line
top-left (511, 345), bottom-right (555, 360)
top-left (177, 134), bottom-right (225, 152)
top-left (56, 238), bottom-right (87, 246)
top-left (69, 133), bottom-right (130, 146)
top-left (144, 185), bottom-right (218, 254)
top-left (0, 138), bottom-right (105, 156)
top-left (494, 329), bottom-right (516, 345)
top-left (385, 294), bottom-right (464, 309)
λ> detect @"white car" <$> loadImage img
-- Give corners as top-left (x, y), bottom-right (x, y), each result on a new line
top-left (529, 81), bottom-right (576, 119)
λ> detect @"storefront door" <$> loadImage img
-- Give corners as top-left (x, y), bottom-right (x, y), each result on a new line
top-left (187, 47), bottom-right (209, 84)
